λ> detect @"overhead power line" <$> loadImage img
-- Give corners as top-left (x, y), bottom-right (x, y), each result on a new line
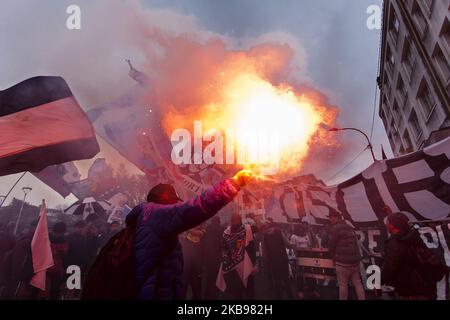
top-left (326, 148), bottom-right (368, 184)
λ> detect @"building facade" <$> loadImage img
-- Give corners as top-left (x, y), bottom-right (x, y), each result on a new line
top-left (379, 0), bottom-right (450, 156)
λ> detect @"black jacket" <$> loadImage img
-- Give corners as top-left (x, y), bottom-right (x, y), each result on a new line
top-left (381, 228), bottom-right (436, 298)
top-left (202, 223), bottom-right (224, 268)
top-left (327, 220), bottom-right (361, 265)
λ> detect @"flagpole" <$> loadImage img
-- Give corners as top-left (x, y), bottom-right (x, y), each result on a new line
top-left (0, 172), bottom-right (27, 208)
top-left (13, 186), bottom-right (32, 235)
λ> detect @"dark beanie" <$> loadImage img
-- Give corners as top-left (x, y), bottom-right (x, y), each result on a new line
top-left (147, 184), bottom-right (182, 204)
top-left (387, 212), bottom-right (410, 232)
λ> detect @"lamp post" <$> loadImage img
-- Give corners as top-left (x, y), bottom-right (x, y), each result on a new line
top-left (13, 186), bottom-right (32, 235)
top-left (329, 127), bottom-right (376, 162)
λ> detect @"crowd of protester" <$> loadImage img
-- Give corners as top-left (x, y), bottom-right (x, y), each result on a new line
top-left (0, 202), bottom-right (445, 300)
top-left (0, 217), bottom-right (120, 300)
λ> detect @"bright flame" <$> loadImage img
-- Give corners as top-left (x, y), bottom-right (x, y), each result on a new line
top-left (162, 70), bottom-right (335, 178)
top-left (212, 73), bottom-right (323, 176)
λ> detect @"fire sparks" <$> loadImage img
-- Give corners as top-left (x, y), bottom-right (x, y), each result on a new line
top-left (219, 73), bottom-right (323, 175)
top-left (157, 42), bottom-right (337, 178)
top-left (166, 71), bottom-right (335, 177)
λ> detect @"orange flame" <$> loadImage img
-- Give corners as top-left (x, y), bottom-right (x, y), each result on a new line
top-left (152, 40), bottom-right (338, 178)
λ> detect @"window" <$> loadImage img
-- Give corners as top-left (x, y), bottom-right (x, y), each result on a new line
top-left (393, 129), bottom-right (401, 150)
top-left (396, 76), bottom-right (408, 103)
top-left (390, 117), bottom-right (399, 136)
top-left (422, 0), bottom-right (434, 15)
top-left (409, 110), bottom-right (422, 140)
top-left (403, 130), bottom-right (413, 152)
top-left (417, 79), bottom-right (436, 119)
top-left (387, 46), bottom-right (395, 74)
top-left (412, 2), bottom-right (428, 38)
top-left (404, 0), bottom-right (414, 11)
top-left (393, 100), bottom-right (402, 125)
top-left (432, 44), bottom-right (450, 84)
top-left (390, 118), bottom-right (395, 133)
top-left (390, 9), bottom-right (400, 45)
top-left (440, 18), bottom-right (450, 53)
top-left (382, 94), bottom-right (388, 108)
top-left (402, 38), bottom-right (416, 79)
top-left (383, 75), bottom-right (390, 92)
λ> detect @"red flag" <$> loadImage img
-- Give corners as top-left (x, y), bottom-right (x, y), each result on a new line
top-left (0, 76), bottom-right (99, 176)
top-left (30, 200), bottom-right (54, 291)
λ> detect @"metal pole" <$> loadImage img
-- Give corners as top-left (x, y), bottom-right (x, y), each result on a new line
top-left (0, 172), bottom-right (27, 208)
top-left (13, 191), bottom-right (28, 235)
top-left (331, 127), bottom-right (377, 162)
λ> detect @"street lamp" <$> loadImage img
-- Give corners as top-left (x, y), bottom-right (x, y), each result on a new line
top-left (13, 186), bottom-right (32, 235)
top-left (329, 127), bottom-right (376, 162)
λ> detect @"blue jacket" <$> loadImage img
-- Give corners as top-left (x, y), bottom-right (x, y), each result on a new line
top-left (126, 179), bottom-right (240, 300)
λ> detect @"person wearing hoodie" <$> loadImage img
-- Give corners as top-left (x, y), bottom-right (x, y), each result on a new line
top-left (381, 212), bottom-right (437, 300)
top-left (127, 169), bottom-right (252, 300)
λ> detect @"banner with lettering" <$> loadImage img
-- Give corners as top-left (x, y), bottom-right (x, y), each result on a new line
top-left (264, 136), bottom-right (450, 227)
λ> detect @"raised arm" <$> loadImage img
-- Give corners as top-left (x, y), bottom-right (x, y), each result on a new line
top-left (156, 170), bottom-right (253, 236)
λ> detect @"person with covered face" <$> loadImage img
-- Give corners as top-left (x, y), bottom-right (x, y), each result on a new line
top-left (126, 169), bottom-right (253, 300)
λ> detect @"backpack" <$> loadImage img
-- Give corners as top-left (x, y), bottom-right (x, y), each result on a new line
top-left (410, 244), bottom-right (449, 283)
top-left (81, 224), bottom-right (138, 300)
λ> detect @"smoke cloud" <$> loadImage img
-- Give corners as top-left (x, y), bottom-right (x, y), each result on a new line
top-left (0, 0), bottom-right (387, 206)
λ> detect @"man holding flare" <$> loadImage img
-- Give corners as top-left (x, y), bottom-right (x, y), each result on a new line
top-left (127, 169), bottom-right (254, 300)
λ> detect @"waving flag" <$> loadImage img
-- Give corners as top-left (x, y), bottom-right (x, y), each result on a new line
top-left (0, 76), bottom-right (99, 176)
top-left (30, 200), bottom-right (54, 291)
top-left (32, 162), bottom-right (82, 197)
top-left (216, 224), bottom-right (255, 292)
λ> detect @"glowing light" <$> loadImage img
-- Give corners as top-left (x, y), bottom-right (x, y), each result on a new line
top-left (213, 73), bottom-right (324, 175)
top-left (162, 69), bottom-right (336, 177)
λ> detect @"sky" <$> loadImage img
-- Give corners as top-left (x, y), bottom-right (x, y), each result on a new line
top-left (0, 0), bottom-right (389, 208)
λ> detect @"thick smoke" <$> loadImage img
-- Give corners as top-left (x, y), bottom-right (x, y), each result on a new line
top-left (1, 0), bottom-right (341, 184)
